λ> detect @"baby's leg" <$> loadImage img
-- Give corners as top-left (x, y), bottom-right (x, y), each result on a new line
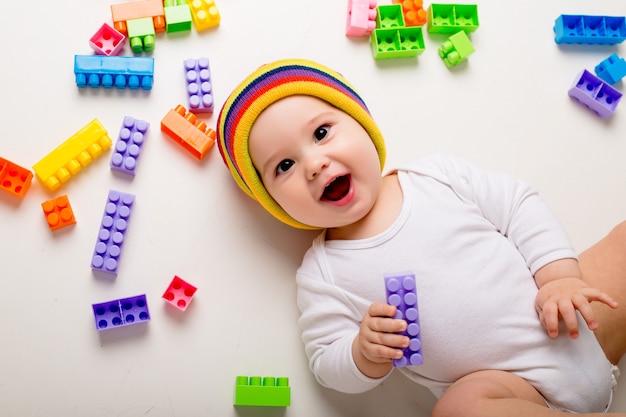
top-left (579, 220), bottom-right (626, 365)
top-left (432, 370), bottom-right (626, 417)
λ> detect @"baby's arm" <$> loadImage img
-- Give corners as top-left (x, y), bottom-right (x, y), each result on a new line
top-left (534, 258), bottom-right (618, 338)
top-left (352, 302), bottom-right (409, 378)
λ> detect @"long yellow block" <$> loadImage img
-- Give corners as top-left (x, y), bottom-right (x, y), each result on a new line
top-left (33, 119), bottom-right (112, 191)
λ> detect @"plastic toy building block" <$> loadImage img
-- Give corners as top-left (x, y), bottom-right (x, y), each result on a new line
top-left (595, 53), bottom-right (626, 85)
top-left (554, 15), bottom-right (626, 45)
top-left (427, 4), bottom-right (479, 34)
top-left (234, 376), bottom-right (290, 407)
top-left (164, 0), bottom-right (193, 33)
top-left (0, 157), bottom-right (33, 198)
top-left (110, 117), bottom-right (150, 176)
top-left (161, 104), bottom-right (216, 160)
top-left (74, 55), bottom-right (154, 90)
top-left (162, 276), bottom-right (197, 311)
top-left (371, 26), bottom-right (425, 60)
top-left (393, 0), bottom-right (426, 27)
top-left (184, 57), bottom-right (215, 114)
top-left (111, 0), bottom-right (165, 35)
top-left (89, 23), bottom-right (125, 56)
top-left (91, 190), bottom-right (135, 275)
top-left (127, 17), bottom-right (156, 53)
top-left (32, 119), bottom-right (112, 192)
top-left (92, 294), bottom-right (150, 331)
top-left (189, 0), bottom-right (221, 31)
top-left (438, 30), bottom-right (475, 67)
top-left (376, 4), bottom-right (405, 29)
top-left (346, 0), bottom-right (377, 37)
top-left (41, 195), bottom-right (76, 231)
top-left (568, 69), bottom-right (622, 118)
top-left (385, 272), bottom-right (423, 367)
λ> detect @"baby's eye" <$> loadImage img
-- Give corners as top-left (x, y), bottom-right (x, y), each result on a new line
top-left (314, 126), bottom-right (329, 142)
top-left (276, 159), bottom-right (295, 175)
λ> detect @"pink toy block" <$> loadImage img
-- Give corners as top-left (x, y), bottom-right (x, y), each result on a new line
top-left (346, 0), bottom-right (377, 37)
top-left (89, 23), bottom-right (126, 56)
top-left (162, 275), bottom-right (197, 311)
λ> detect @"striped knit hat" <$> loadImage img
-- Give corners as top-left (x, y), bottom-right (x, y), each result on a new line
top-left (217, 58), bottom-right (386, 230)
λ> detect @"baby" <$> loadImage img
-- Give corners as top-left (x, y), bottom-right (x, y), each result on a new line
top-left (216, 58), bottom-right (626, 416)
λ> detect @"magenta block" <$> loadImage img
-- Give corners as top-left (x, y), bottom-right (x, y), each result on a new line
top-left (110, 116), bottom-right (150, 176)
top-left (92, 294), bottom-right (150, 330)
top-left (89, 23), bottom-right (126, 56)
top-left (91, 190), bottom-right (135, 275)
top-left (184, 57), bottom-right (214, 113)
top-left (385, 271), bottom-right (423, 367)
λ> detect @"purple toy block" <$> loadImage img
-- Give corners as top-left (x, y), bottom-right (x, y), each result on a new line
top-left (184, 57), bottom-right (214, 113)
top-left (89, 23), bottom-right (126, 56)
top-left (568, 69), bottom-right (622, 117)
top-left (595, 53), bottom-right (626, 85)
top-left (384, 271), bottom-right (423, 367)
top-left (91, 190), bottom-right (135, 275)
top-left (92, 294), bottom-right (150, 330)
top-left (110, 116), bottom-right (149, 176)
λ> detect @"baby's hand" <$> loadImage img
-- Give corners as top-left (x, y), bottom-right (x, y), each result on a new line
top-left (354, 302), bottom-right (409, 367)
top-left (534, 277), bottom-right (618, 338)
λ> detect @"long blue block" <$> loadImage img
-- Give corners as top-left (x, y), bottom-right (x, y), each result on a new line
top-left (74, 55), bottom-right (154, 90)
top-left (554, 14), bottom-right (626, 45)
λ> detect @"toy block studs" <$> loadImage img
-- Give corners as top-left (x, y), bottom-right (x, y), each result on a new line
top-left (92, 294), bottom-right (150, 330)
top-left (0, 157), bottom-right (33, 198)
top-left (184, 57), bottom-right (214, 114)
top-left (438, 30), bottom-right (475, 67)
top-left (427, 4), bottom-right (479, 34)
top-left (393, 0), bottom-right (426, 27)
top-left (161, 104), bottom-right (216, 160)
top-left (162, 276), bottom-right (197, 311)
top-left (568, 69), bottom-right (622, 117)
top-left (164, 0), bottom-right (193, 33)
top-left (91, 190), bottom-right (135, 275)
top-left (595, 53), bottom-right (626, 85)
top-left (41, 195), bottom-right (76, 231)
top-left (127, 17), bottom-right (156, 53)
top-left (234, 376), bottom-right (291, 407)
top-left (384, 271), bottom-right (423, 367)
top-left (189, 0), bottom-right (221, 31)
top-left (346, 0), bottom-right (377, 37)
top-left (554, 15), bottom-right (626, 45)
top-left (110, 116), bottom-right (150, 176)
top-left (74, 55), bottom-right (155, 90)
top-left (89, 23), bottom-right (126, 56)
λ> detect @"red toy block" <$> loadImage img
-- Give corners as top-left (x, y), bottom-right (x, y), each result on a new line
top-left (89, 23), bottom-right (126, 56)
top-left (111, 0), bottom-right (165, 35)
top-left (162, 276), bottom-right (197, 311)
top-left (161, 104), bottom-right (216, 160)
top-left (41, 195), bottom-right (76, 231)
top-left (0, 156), bottom-right (33, 198)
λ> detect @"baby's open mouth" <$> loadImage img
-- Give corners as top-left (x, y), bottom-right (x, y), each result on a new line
top-left (321, 175), bottom-right (351, 201)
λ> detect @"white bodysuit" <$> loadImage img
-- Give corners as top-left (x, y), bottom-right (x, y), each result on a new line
top-left (296, 152), bottom-right (617, 413)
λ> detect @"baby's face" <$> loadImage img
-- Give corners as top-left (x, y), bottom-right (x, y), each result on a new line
top-left (249, 95), bottom-right (382, 229)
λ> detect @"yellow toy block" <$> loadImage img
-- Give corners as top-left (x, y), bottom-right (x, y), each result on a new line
top-left (189, 0), bottom-right (220, 31)
top-left (33, 119), bottom-right (112, 191)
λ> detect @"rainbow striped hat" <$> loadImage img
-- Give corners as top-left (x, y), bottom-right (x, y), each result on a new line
top-left (217, 58), bottom-right (386, 230)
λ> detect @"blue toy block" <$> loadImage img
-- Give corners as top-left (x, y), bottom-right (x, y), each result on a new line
top-left (74, 55), bottom-right (154, 90)
top-left (184, 57), bottom-right (214, 113)
top-left (595, 53), bottom-right (626, 85)
top-left (384, 271), bottom-right (423, 367)
top-left (91, 190), bottom-right (136, 275)
top-left (568, 69), bottom-right (622, 117)
top-left (110, 116), bottom-right (150, 176)
top-left (554, 15), bottom-right (626, 45)
top-left (92, 294), bottom-right (150, 330)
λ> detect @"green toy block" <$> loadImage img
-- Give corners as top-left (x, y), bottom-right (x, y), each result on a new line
top-left (427, 4), bottom-right (479, 34)
top-left (438, 30), bottom-right (475, 67)
top-left (371, 26), bottom-right (425, 60)
top-left (234, 376), bottom-right (290, 407)
top-left (164, 0), bottom-right (192, 33)
top-left (376, 4), bottom-right (405, 29)
top-left (127, 17), bottom-right (156, 53)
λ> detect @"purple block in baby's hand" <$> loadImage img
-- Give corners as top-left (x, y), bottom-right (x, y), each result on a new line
top-left (384, 271), bottom-right (423, 367)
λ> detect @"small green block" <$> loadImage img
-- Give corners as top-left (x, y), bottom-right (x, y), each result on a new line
top-left (371, 26), bottom-right (425, 60)
top-left (376, 4), bottom-right (405, 29)
top-left (428, 3), bottom-right (479, 34)
top-left (164, 4), bottom-right (193, 33)
top-left (438, 30), bottom-right (475, 67)
top-left (127, 17), bottom-right (156, 53)
top-left (234, 376), bottom-right (291, 407)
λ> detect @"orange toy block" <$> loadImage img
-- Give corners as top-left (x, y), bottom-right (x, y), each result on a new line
top-left (111, 0), bottom-right (165, 35)
top-left (0, 156), bottom-right (33, 198)
top-left (41, 195), bottom-right (76, 231)
top-left (161, 105), bottom-right (216, 160)
top-left (393, 0), bottom-right (427, 26)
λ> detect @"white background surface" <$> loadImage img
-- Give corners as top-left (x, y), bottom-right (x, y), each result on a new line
top-left (1, 0), bottom-right (625, 415)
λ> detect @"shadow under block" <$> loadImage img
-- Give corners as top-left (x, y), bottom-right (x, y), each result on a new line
top-left (91, 190), bottom-right (135, 275)
top-left (384, 271), bottom-right (423, 367)
top-left (92, 294), bottom-right (150, 331)
top-left (32, 119), bottom-right (112, 192)
top-left (234, 376), bottom-right (290, 407)
top-left (0, 157), bottom-right (33, 198)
